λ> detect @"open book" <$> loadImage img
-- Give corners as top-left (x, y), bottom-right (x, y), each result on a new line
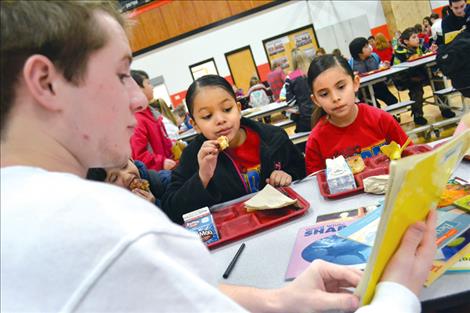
top-left (356, 130), bottom-right (470, 306)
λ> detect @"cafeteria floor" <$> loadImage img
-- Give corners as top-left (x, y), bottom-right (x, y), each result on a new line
top-left (277, 84), bottom-right (468, 144)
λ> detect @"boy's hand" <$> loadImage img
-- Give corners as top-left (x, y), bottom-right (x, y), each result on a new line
top-left (198, 140), bottom-right (220, 188)
top-left (266, 170), bottom-right (292, 187)
top-left (132, 188), bottom-right (156, 203)
top-left (163, 158), bottom-right (177, 170)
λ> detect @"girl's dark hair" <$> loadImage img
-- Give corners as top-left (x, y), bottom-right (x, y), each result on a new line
top-left (307, 54), bottom-right (355, 128)
top-left (86, 168), bottom-right (107, 182)
top-left (130, 69), bottom-right (149, 88)
top-left (185, 74), bottom-right (235, 118)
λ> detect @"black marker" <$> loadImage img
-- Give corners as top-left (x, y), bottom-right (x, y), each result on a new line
top-left (223, 243), bottom-right (246, 279)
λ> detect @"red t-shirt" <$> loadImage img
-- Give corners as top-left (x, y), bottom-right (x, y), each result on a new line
top-left (226, 126), bottom-right (261, 193)
top-left (305, 104), bottom-right (410, 174)
top-left (373, 46), bottom-right (394, 63)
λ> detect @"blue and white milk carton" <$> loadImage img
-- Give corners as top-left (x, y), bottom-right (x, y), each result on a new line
top-left (183, 207), bottom-right (220, 244)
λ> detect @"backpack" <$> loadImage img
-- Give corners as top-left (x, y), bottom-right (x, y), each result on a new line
top-left (249, 89), bottom-right (271, 108)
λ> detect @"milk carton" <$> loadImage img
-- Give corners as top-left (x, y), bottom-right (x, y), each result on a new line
top-left (326, 156), bottom-right (357, 194)
top-left (183, 207), bottom-right (220, 244)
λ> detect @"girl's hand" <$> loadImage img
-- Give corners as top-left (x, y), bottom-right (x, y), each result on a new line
top-left (266, 170), bottom-right (292, 187)
top-left (163, 158), bottom-right (177, 170)
top-left (132, 188), bottom-right (156, 203)
top-left (198, 140), bottom-right (220, 188)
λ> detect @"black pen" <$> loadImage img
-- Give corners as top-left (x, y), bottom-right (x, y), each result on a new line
top-left (223, 243), bottom-right (246, 279)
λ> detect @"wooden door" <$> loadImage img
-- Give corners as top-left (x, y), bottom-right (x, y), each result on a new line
top-left (225, 46), bottom-right (259, 94)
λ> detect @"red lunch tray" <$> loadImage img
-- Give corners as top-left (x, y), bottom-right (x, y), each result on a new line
top-left (408, 52), bottom-right (436, 62)
top-left (358, 67), bottom-right (388, 77)
top-left (207, 187), bottom-right (310, 249)
top-left (316, 144), bottom-right (433, 200)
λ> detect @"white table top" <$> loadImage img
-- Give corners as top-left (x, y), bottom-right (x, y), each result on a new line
top-left (210, 159), bottom-right (470, 305)
top-left (243, 101), bottom-right (288, 119)
top-left (393, 54), bottom-right (437, 68)
top-left (359, 66), bottom-right (408, 86)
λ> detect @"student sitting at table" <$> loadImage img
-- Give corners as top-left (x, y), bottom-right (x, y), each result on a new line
top-left (373, 33), bottom-right (394, 64)
top-left (285, 48), bottom-right (315, 134)
top-left (130, 70), bottom-right (177, 171)
top-left (162, 75), bottom-right (305, 224)
top-left (247, 76), bottom-right (271, 108)
top-left (348, 37), bottom-right (398, 107)
top-left (86, 158), bottom-right (170, 208)
top-left (305, 54), bottom-right (411, 174)
top-left (393, 27), bottom-right (456, 125)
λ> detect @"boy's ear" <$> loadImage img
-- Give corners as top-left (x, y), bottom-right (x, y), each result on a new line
top-left (22, 55), bottom-right (63, 112)
top-left (189, 117), bottom-right (201, 133)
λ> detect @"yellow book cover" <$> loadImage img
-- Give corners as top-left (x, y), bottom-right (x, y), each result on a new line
top-left (356, 130), bottom-right (470, 305)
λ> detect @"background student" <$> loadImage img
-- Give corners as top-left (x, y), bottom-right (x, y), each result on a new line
top-left (130, 70), bottom-right (177, 171)
top-left (267, 59), bottom-right (286, 102)
top-left (393, 27), bottom-right (455, 125)
top-left (349, 37), bottom-right (398, 107)
top-left (1, 2), bottom-right (439, 313)
top-left (285, 48), bottom-right (315, 134)
top-left (305, 54), bottom-right (410, 174)
top-left (150, 98), bottom-right (180, 140)
top-left (162, 75), bottom-right (305, 224)
top-left (372, 33), bottom-right (394, 64)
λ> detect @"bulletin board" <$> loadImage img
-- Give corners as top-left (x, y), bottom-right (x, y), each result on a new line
top-left (262, 25), bottom-right (319, 72)
top-left (189, 58), bottom-right (219, 81)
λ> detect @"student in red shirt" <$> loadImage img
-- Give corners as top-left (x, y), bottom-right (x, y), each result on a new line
top-left (162, 75), bottom-right (305, 223)
top-left (305, 54), bottom-right (411, 174)
top-left (373, 33), bottom-right (394, 63)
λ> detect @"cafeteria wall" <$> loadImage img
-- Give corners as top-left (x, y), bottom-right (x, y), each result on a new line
top-left (131, 1), bottom-right (418, 106)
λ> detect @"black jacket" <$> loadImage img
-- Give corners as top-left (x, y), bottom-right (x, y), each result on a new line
top-left (442, 6), bottom-right (470, 43)
top-left (437, 29), bottom-right (470, 96)
top-left (162, 118), bottom-right (306, 224)
top-left (285, 75), bottom-right (314, 132)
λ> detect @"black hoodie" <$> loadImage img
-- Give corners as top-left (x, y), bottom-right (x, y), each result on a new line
top-left (162, 117), bottom-right (306, 224)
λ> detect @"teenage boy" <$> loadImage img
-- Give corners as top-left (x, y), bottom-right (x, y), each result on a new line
top-left (1, 1), bottom-right (436, 312)
top-left (394, 27), bottom-right (456, 125)
top-left (442, 0), bottom-right (470, 44)
top-left (349, 37), bottom-right (398, 107)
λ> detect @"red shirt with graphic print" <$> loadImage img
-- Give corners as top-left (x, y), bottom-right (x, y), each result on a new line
top-left (305, 103), bottom-right (410, 174)
top-left (226, 126), bottom-right (261, 193)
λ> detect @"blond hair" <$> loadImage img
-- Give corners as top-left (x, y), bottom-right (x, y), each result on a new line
top-left (291, 48), bottom-right (311, 74)
top-left (375, 33), bottom-right (390, 50)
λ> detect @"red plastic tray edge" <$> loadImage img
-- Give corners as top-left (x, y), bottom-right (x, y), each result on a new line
top-left (408, 52), bottom-right (436, 62)
top-left (207, 187), bottom-right (310, 249)
top-left (358, 67), bottom-right (388, 78)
